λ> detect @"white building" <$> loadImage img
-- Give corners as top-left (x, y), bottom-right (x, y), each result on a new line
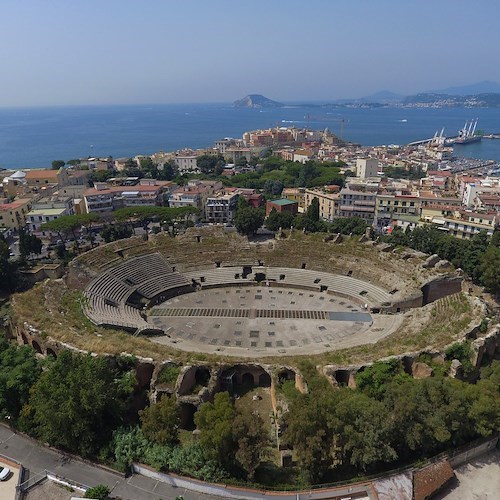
top-left (174, 155), bottom-right (199, 174)
top-left (356, 158), bottom-right (379, 179)
top-left (205, 192), bottom-right (239, 224)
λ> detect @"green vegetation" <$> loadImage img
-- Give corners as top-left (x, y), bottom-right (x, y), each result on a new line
top-left (0, 235), bottom-right (18, 293)
top-left (284, 360), bottom-right (500, 483)
top-left (84, 484), bottom-right (110, 499)
top-left (225, 156), bottom-right (345, 190)
top-left (194, 392), bottom-right (235, 466)
top-left (264, 208), bottom-right (294, 231)
top-left (19, 350), bottom-right (136, 457)
top-left (0, 336), bottom-right (41, 423)
top-left (383, 165), bottom-right (426, 180)
top-left (355, 359), bottom-right (411, 399)
top-left (445, 341), bottom-right (474, 375)
top-left (139, 396), bottom-right (180, 446)
top-left (51, 160), bottom-right (65, 170)
top-left (234, 207), bottom-right (265, 236)
top-left (156, 364), bottom-right (181, 386)
top-left (196, 154), bottom-right (225, 175)
top-left (0, 326), bottom-right (498, 488)
top-left (101, 223), bottom-right (133, 243)
top-left (388, 226), bottom-right (500, 294)
top-left (19, 228), bottom-right (42, 261)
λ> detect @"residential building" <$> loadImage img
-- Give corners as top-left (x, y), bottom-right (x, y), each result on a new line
top-left (214, 138), bottom-right (243, 154)
top-left (174, 155), bottom-right (199, 174)
top-left (86, 157), bottom-right (114, 171)
top-left (266, 199), bottom-right (298, 217)
top-left (25, 168), bottom-right (70, 188)
top-left (339, 183), bottom-right (378, 222)
top-left (27, 196), bottom-right (75, 233)
top-left (304, 187), bottom-right (340, 222)
top-left (282, 188), bottom-right (305, 211)
top-left (83, 180), bottom-right (172, 214)
top-left (205, 192), bottom-right (239, 224)
top-left (427, 210), bottom-right (497, 239)
top-left (356, 158), bottom-right (379, 179)
top-left (293, 149), bottom-right (314, 164)
top-left (168, 180), bottom-right (222, 215)
top-left (0, 198), bottom-right (32, 230)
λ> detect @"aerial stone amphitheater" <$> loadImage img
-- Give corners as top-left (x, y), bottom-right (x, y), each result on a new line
top-left (10, 227), bottom-right (491, 425)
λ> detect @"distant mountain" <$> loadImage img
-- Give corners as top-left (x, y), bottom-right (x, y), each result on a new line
top-left (233, 94), bottom-right (283, 108)
top-left (359, 90), bottom-right (404, 103)
top-left (426, 80), bottom-right (500, 95)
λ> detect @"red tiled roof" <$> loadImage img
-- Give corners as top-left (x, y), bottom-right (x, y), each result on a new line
top-left (25, 169), bottom-right (59, 180)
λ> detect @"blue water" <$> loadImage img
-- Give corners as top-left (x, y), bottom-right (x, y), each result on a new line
top-left (1, 103), bottom-right (500, 169)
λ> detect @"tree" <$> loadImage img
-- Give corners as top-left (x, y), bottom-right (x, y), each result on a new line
top-left (101, 223), bottom-right (133, 243)
top-left (51, 160), bottom-right (65, 170)
top-left (140, 157), bottom-right (160, 179)
top-left (235, 156), bottom-right (248, 167)
top-left (283, 392), bottom-right (336, 482)
top-left (331, 391), bottom-right (397, 471)
top-left (21, 351), bottom-right (133, 457)
top-left (355, 359), bottom-right (410, 400)
top-left (139, 396), bottom-right (180, 446)
top-left (194, 392), bottom-right (235, 465)
top-left (67, 159), bottom-right (81, 167)
top-left (479, 245), bottom-right (500, 295)
top-left (0, 338), bottom-right (41, 422)
top-left (232, 408), bottom-right (269, 480)
top-left (41, 214), bottom-right (83, 250)
top-left (264, 208), bottom-right (294, 231)
top-left (263, 179), bottom-right (284, 196)
top-left (234, 208), bottom-right (265, 236)
top-left (88, 169), bottom-right (115, 185)
top-left (0, 236), bottom-right (17, 292)
top-left (196, 154), bottom-right (224, 174)
top-left (19, 228), bottom-right (42, 260)
top-left (160, 160), bottom-right (176, 181)
top-left (306, 197), bottom-right (320, 222)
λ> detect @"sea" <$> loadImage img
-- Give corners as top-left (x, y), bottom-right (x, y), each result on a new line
top-left (1, 103), bottom-right (500, 169)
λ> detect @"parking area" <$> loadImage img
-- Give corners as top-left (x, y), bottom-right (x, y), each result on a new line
top-left (0, 457), bottom-right (21, 500)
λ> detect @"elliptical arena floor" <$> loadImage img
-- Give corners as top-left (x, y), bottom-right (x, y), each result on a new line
top-left (148, 286), bottom-right (403, 357)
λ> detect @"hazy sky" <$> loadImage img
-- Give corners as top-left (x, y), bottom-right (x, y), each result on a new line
top-left (1, 0), bottom-right (499, 107)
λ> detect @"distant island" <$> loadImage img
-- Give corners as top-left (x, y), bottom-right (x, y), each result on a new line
top-left (233, 94), bottom-right (283, 108)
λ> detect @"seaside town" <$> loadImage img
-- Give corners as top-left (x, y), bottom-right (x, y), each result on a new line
top-left (1, 125), bottom-right (499, 255)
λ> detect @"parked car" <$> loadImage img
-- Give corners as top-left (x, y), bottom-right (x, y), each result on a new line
top-left (0, 465), bottom-right (11, 481)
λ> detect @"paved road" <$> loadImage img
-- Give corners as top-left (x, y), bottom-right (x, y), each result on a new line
top-left (0, 426), bottom-right (221, 500)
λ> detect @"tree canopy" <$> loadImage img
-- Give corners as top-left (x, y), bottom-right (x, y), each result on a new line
top-left (20, 351), bottom-right (134, 457)
top-left (0, 337), bottom-right (41, 422)
top-left (0, 236), bottom-right (17, 292)
top-left (51, 160), bottom-right (65, 170)
top-left (139, 396), bottom-right (180, 447)
top-left (194, 392), bottom-right (235, 465)
top-left (196, 154), bottom-right (225, 174)
top-left (234, 207), bottom-right (265, 236)
top-left (388, 226), bottom-right (500, 294)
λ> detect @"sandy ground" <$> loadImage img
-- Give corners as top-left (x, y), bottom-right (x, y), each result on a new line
top-left (25, 478), bottom-right (83, 499)
top-left (0, 458), bottom-right (20, 500)
top-left (435, 450), bottom-right (500, 500)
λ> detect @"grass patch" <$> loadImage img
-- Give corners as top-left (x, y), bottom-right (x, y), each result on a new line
top-left (156, 364), bottom-right (180, 386)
